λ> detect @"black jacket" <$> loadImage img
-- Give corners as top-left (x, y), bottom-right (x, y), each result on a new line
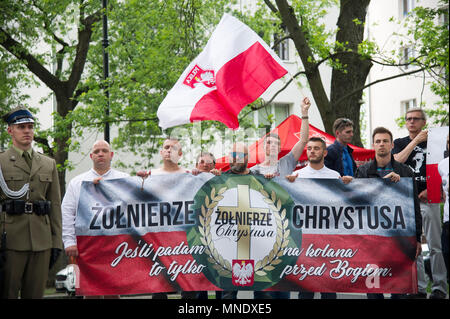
top-left (325, 140), bottom-right (357, 176)
top-left (355, 155), bottom-right (422, 242)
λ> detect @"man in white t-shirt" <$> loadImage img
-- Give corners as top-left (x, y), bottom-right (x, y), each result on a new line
top-left (137, 138), bottom-right (188, 178)
top-left (287, 137), bottom-right (351, 299)
top-left (61, 140), bottom-right (129, 299)
top-left (438, 134), bottom-right (449, 280)
top-left (136, 138), bottom-right (193, 299)
top-left (287, 137), bottom-right (353, 182)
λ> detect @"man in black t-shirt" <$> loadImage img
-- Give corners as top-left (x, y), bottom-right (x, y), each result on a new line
top-left (392, 108), bottom-right (447, 299)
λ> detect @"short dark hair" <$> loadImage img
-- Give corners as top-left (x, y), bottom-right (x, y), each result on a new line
top-left (372, 127), bottom-right (393, 143)
top-left (307, 137), bottom-right (327, 150)
top-left (333, 118), bottom-right (354, 134)
top-left (196, 151), bottom-right (216, 165)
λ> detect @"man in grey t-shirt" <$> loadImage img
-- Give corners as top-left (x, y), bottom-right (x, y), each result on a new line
top-left (251, 97), bottom-right (311, 179)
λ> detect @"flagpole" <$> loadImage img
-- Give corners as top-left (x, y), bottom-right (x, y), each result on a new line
top-left (102, 0), bottom-right (110, 143)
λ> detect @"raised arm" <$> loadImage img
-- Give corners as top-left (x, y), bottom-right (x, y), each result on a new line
top-left (393, 130), bottom-right (427, 163)
top-left (291, 97), bottom-right (311, 160)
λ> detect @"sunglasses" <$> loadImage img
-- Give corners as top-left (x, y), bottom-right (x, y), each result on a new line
top-left (335, 118), bottom-right (354, 130)
top-left (405, 117), bottom-right (424, 122)
top-left (230, 152), bottom-right (247, 159)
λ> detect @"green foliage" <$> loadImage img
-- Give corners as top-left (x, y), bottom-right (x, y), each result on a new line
top-left (394, 1), bottom-right (449, 129)
top-left (2, 0), bottom-right (448, 172)
top-left (1, 0), bottom-right (230, 170)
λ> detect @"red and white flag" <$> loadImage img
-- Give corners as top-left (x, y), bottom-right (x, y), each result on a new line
top-left (157, 13), bottom-right (288, 130)
top-left (426, 126), bottom-right (449, 203)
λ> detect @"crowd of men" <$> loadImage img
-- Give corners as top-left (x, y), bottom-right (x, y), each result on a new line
top-left (0, 103), bottom-right (448, 299)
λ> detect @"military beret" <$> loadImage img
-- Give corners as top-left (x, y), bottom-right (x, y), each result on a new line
top-left (2, 106), bottom-right (35, 125)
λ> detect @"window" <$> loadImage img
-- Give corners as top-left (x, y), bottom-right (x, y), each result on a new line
top-left (401, 0), bottom-right (415, 17)
top-left (274, 104), bottom-right (290, 126)
top-left (256, 103), bottom-right (290, 129)
top-left (401, 99), bottom-right (417, 115)
top-left (274, 26), bottom-right (289, 61)
top-left (257, 104), bottom-right (273, 130)
top-left (401, 46), bottom-right (416, 69)
top-left (439, 5), bottom-right (449, 25)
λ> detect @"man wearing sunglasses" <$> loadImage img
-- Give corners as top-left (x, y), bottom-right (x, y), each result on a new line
top-left (226, 143), bottom-right (253, 176)
top-left (392, 108), bottom-right (447, 299)
top-left (214, 142), bottom-right (254, 300)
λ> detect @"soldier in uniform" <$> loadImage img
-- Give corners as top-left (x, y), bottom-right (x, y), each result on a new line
top-left (0, 106), bottom-right (62, 299)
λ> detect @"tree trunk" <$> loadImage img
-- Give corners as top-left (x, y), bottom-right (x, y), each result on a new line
top-left (273, 0), bottom-right (373, 145)
top-left (330, 0), bottom-right (372, 147)
top-left (275, 0), bottom-right (334, 133)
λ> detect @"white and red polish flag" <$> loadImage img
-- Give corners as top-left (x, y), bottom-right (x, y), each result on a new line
top-left (426, 126), bottom-right (449, 203)
top-left (157, 13), bottom-right (288, 130)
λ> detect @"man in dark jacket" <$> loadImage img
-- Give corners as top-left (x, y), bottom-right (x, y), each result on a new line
top-left (356, 127), bottom-right (422, 299)
top-left (324, 118), bottom-right (357, 180)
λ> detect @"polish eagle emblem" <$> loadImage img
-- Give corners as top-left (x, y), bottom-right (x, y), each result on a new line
top-left (232, 259), bottom-right (255, 286)
top-left (183, 64), bottom-right (216, 89)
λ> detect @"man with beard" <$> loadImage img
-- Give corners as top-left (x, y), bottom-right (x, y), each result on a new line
top-left (356, 127), bottom-right (422, 299)
top-left (214, 142), bottom-right (254, 300)
top-left (287, 137), bottom-right (350, 299)
top-left (287, 137), bottom-right (353, 182)
top-left (295, 137), bottom-right (341, 179)
top-left (225, 142), bottom-right (254, 176)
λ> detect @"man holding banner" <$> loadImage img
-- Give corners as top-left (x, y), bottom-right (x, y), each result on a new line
top-left (68, 13), bottom-right (425, 300)
top-left (63, 140), bottom-right (129, 259)
top-left (215, 142), bottom-right (253, 299)
top-left (357, 127), bottom-right (422, 299)
top-left (62, 140), bottom-right (128, 298)
top-left (393, 109), bottom-right (447, 299)
top-left (294, 137), bottom-right (348, 299)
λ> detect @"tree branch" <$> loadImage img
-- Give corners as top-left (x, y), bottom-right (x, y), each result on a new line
top-left (0, 28), bottom-right (61, 93)
top-left (239, 70), bottom-right (306, 120)
top-left (31, 0), bottom-right (70, 48)
top-left (73, 116), bottom-right (159, 128)
top-left (66, 9), bottom-right (102, 94)
top-left (271, 34), bottom-right (292, 50)
top-left (333, 65), bottom-right (437, 107)
top-left (263, 0), bottom-right (278, 13)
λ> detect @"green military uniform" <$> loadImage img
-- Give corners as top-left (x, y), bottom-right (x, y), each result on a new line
top-left (0, 107), bottom-right (62, 299)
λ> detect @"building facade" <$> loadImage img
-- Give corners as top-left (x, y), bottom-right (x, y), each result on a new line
top-left (12, 0), bottom-right (447, 185)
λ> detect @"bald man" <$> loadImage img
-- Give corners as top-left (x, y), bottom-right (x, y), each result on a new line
top-left (226, 142), bottom-right (254, 176)
top-left (61, 141), bottom-right (128, 277)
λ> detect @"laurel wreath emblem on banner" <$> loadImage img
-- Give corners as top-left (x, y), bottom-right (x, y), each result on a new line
top-left (198, 186), bottom-right (290, 277)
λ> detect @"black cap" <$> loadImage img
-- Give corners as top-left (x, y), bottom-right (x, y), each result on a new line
top-left (2, 106), bottom-right (35, 125)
